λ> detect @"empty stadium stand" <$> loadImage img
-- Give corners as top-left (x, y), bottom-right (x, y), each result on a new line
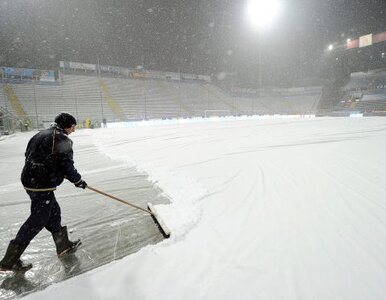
top-left (336, 69), bottom-right (386, 114)
top-left (0, 71), bottom-right (323, 129)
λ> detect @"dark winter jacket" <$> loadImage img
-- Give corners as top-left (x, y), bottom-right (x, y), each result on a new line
top-left (21, 124), bottom-right (82, 191)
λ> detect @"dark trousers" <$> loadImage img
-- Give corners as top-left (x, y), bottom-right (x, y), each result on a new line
top-left (12, 191), bottom-right (62, 246)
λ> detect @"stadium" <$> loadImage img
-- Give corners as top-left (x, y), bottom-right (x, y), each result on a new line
top-left (1, 30), bottom-right (386, 133)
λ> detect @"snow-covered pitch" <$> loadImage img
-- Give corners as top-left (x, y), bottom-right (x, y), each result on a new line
top-left (10, 116), bottom-right (386, 299)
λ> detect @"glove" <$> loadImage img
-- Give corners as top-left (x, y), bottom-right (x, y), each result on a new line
top-left (74, 179), bottom-right (87, 189)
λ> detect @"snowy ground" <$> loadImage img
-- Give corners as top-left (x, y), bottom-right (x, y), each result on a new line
top-left (3, 116), bottom-right (386, 299)
top-left (0, 129), bottom-right (169, 299)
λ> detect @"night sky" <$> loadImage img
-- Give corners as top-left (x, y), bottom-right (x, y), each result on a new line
top-left (0, 0), bottom-right (385, 87)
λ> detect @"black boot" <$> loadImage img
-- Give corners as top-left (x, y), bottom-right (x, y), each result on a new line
top-left (52, 226), bottom-right (81, 257)
top-left (0, 241), bottom-right (32, 272)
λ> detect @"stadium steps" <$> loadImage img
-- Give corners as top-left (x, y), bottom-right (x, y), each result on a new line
top-left (200, 84), bottom-right (246, 115)
top-left (98, 78), bottom-right (127, 120)
top-left (3, 85), bottom-right (26, 119)
top-left (156, 80), bottom-right (194, 116)
top-left (98, 77), bottom-right (144, 120)
top-left (349, 101), bottom-right (357, 109)
top-left (142, 80), bottom-right (182, 119)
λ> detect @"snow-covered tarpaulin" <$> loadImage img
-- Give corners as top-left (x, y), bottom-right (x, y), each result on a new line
top-left (4, 116), bottom-right (386, 299)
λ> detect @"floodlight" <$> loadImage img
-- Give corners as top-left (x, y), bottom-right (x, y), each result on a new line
top-left (246, 0), bottom-right (281, 29)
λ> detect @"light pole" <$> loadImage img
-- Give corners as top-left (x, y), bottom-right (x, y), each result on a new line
top-left (246, 0), bottom-right (281, 114)
top-left (97, 59), bottom-right (105, 122)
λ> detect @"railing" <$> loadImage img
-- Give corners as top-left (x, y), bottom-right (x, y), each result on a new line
top-left (0, 106), bottom-right (19, 135)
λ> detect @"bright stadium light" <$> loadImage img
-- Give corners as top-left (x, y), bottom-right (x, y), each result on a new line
top-left (245, 0), bottom-right (281, 114)
top-left (246, 0), bottom-right (281, 29)
top-left (328, 44), bottom-right (334, 51)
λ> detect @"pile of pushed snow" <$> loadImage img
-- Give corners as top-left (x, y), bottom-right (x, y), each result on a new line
top-left (92, 128), bottom-right (207, 239)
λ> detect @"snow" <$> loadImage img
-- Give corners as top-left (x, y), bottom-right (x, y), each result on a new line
top-left (16, 116), bottom-right (386, 299)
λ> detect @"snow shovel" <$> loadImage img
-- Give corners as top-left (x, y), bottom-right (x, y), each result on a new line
top-left (86, 186), bottom-right (171, 238)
